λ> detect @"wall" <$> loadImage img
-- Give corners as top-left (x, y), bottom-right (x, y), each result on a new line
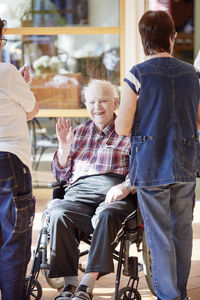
top-left (124, 0), bottom-right (146, 74)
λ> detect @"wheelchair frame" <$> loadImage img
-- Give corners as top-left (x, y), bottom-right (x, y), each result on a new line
top-left (26, 182), bottom-right (155, 300)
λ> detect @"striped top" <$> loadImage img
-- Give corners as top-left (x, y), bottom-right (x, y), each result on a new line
top-left (51, 118), bottom-right (130, 184)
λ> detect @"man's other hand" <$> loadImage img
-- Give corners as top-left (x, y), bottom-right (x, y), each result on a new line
top-left (105, 183), bottom-right (135, 204)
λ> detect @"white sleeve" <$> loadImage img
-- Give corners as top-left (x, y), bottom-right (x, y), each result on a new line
top-left (9, 64), bottom-right (36, 112)
top-left (194, 50), bottom-right (200, 72)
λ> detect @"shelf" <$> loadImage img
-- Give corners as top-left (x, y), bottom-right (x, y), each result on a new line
top-left (6, 27), bottom-right (120, 36)
top-left (36, 108), bottom-right (89, 118)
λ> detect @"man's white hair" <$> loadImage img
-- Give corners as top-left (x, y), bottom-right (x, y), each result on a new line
top-left (84, 79), bottom-right (118, 102)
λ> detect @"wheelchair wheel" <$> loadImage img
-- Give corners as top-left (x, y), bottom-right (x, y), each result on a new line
top-left (41, 239), bottom-right (64, 289)
top-left (142, 233), bottom-right (156, 296)
top-left (118, 287), bottom-right (141, 300)
top-left (25, 277), bottom-right (42, 300)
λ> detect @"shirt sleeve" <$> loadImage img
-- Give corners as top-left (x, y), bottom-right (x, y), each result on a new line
top-left (51, 151), bottom-right (73, 183)
top-left (9, 64), bottom-right (36, 112)
top-left (124, 66), bottom-right (141, 95)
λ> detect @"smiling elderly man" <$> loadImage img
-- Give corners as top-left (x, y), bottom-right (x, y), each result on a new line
top-left (48, 79), bottom-right (136, 300)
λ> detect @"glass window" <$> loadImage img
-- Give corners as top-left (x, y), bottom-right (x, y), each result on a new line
top-left (148, 0), bottom-right (194, 63)
top-left (2, 34), bottom-right (120, 109)
top-left (1, 0), bottom-right (119, 28)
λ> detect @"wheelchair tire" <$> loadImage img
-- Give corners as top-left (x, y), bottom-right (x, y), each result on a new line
top-left (40, 238), bottom-right (64, 289)
top-left (142, 232), bottom-right (156, 296)
top-left (118, 287), bottom-right (141, 300)
top-left (25, 277), bottom-right (42, 300)
top-left (41, 269), bottom-right (64, 289)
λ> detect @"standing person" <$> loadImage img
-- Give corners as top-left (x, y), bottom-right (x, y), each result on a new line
top-left (0, 19), bottom-right (39, 300)
top-left (115, 10), bottom-right (200, 300)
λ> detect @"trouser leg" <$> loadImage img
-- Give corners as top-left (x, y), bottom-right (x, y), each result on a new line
top-left (85, 194), bottom-right (137, 276)
top-left (0, 229), bottom-right (33, 300)
top-left (170, 182), bottom-right (195, 299)
top-left (137, 183), bottom-right (194, 300)
top-left (0, 153), bottom-right (34, 300)
top-left (48, 201), bottom-right (95, 278)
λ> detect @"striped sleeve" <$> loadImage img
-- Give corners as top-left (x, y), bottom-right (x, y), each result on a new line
top-left (124, 66), bottom-right (141, 95)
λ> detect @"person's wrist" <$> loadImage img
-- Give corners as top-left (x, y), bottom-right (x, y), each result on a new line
top-left (126, 185), bottom-right (135, 194)
top-left (58, 144), bottom-right (71, 156)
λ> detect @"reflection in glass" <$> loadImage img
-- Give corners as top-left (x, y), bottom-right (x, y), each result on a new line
top-left (1, 0), bottom-right (119, 28)
top-left (148, 0), bottom-right (194, 63)
top-left (30, 0), bottom-right (88, 27)
top-left (2, 34), bottom-right (120, 109)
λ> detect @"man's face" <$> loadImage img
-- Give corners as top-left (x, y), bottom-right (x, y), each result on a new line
top-left (85, 85), bottom-right (118, 132)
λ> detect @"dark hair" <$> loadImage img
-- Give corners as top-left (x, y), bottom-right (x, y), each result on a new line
top-left (0, 18), bottom-right (6, 38)
top-left (139, 10), bottom-right (176, 56)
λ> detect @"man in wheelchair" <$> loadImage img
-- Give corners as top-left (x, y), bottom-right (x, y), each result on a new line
top-left (48, 79), bottom-right (137, 300)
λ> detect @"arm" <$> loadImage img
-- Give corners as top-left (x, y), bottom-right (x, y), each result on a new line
top-left (9, 64), bottom-right (37, 116)
top-left (26, 101), bottom-right (39, 121)
top-left (56, 117), bottom-right (74, 168)
top-left (195, 52), bottom-right (200, 130)
top-left (194, 50), bottom-right (200, 71)
top-left (115, 82), bottom-right (138, 136)
top-left (18, 65), bottom-right (39, 120)
top-left (198, 101), bottom-right (200, 131)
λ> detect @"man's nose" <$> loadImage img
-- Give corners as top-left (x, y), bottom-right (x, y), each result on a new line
top-left (94, 101), bottom-right (101, 108)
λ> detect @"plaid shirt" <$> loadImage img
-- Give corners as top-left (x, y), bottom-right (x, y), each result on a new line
top-left (51, 118), bottom-right (130, 184)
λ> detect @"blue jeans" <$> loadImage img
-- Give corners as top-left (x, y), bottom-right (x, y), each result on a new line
top-left (0, 152), bottom-right (35, 300)
top-left (137, 182), bottom-right (195, 300)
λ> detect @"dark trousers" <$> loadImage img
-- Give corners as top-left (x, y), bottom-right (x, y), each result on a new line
top-left (0, 152), bottom-right (35, 300)
top-left (48, 174), bottom-right (137, 278)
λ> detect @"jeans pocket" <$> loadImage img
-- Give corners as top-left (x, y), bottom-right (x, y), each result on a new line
top-left (13, 192), bottom-right (36, 233)
top-left (182, 139), bottom-right (199, 175)
top-left (0, 153), bottom-right (17, 192)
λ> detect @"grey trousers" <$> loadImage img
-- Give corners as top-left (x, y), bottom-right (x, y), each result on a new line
top-left (48, 174), bottom-right (137, 278)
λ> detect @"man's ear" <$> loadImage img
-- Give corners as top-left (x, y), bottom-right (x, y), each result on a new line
top-left (114, 97), bottom-right (118, 110)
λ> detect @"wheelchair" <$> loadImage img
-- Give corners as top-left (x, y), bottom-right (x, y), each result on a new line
top-left (26, 181), bottom-right (155, 300)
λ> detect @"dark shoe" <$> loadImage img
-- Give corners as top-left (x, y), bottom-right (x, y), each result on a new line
top-left (55, 285), bottom-right (76, 300)
top-left (72, 285), bottom-right (93, 300)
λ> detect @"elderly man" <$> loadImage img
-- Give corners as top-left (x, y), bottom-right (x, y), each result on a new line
top-left (49, 79), bottom-right (136, 300)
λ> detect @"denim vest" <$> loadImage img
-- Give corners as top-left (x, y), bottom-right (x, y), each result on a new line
top-left (129, 57), bottom-right (200, 187)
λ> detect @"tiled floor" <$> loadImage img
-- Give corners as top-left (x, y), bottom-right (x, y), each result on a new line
top-left (27, 186), bottom-right (200, 300)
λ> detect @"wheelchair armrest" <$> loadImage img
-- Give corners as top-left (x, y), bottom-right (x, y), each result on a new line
top-left (47, 180), bottom-right (67, 188)
top-left (48, 181), bottom-right (68, 199)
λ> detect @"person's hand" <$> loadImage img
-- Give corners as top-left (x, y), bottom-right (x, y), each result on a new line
top-left (19, 65), bottom-right (31, 83)
top-left (105, 183), bottom-right (136, 204)
top-left (56, 117), bottom-right (74, 149)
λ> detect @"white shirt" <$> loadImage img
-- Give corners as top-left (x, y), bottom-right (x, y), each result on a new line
top-left (194, 50), bottom-right (200, 72)
top-left (0, 62), bottom-right (36, 170)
